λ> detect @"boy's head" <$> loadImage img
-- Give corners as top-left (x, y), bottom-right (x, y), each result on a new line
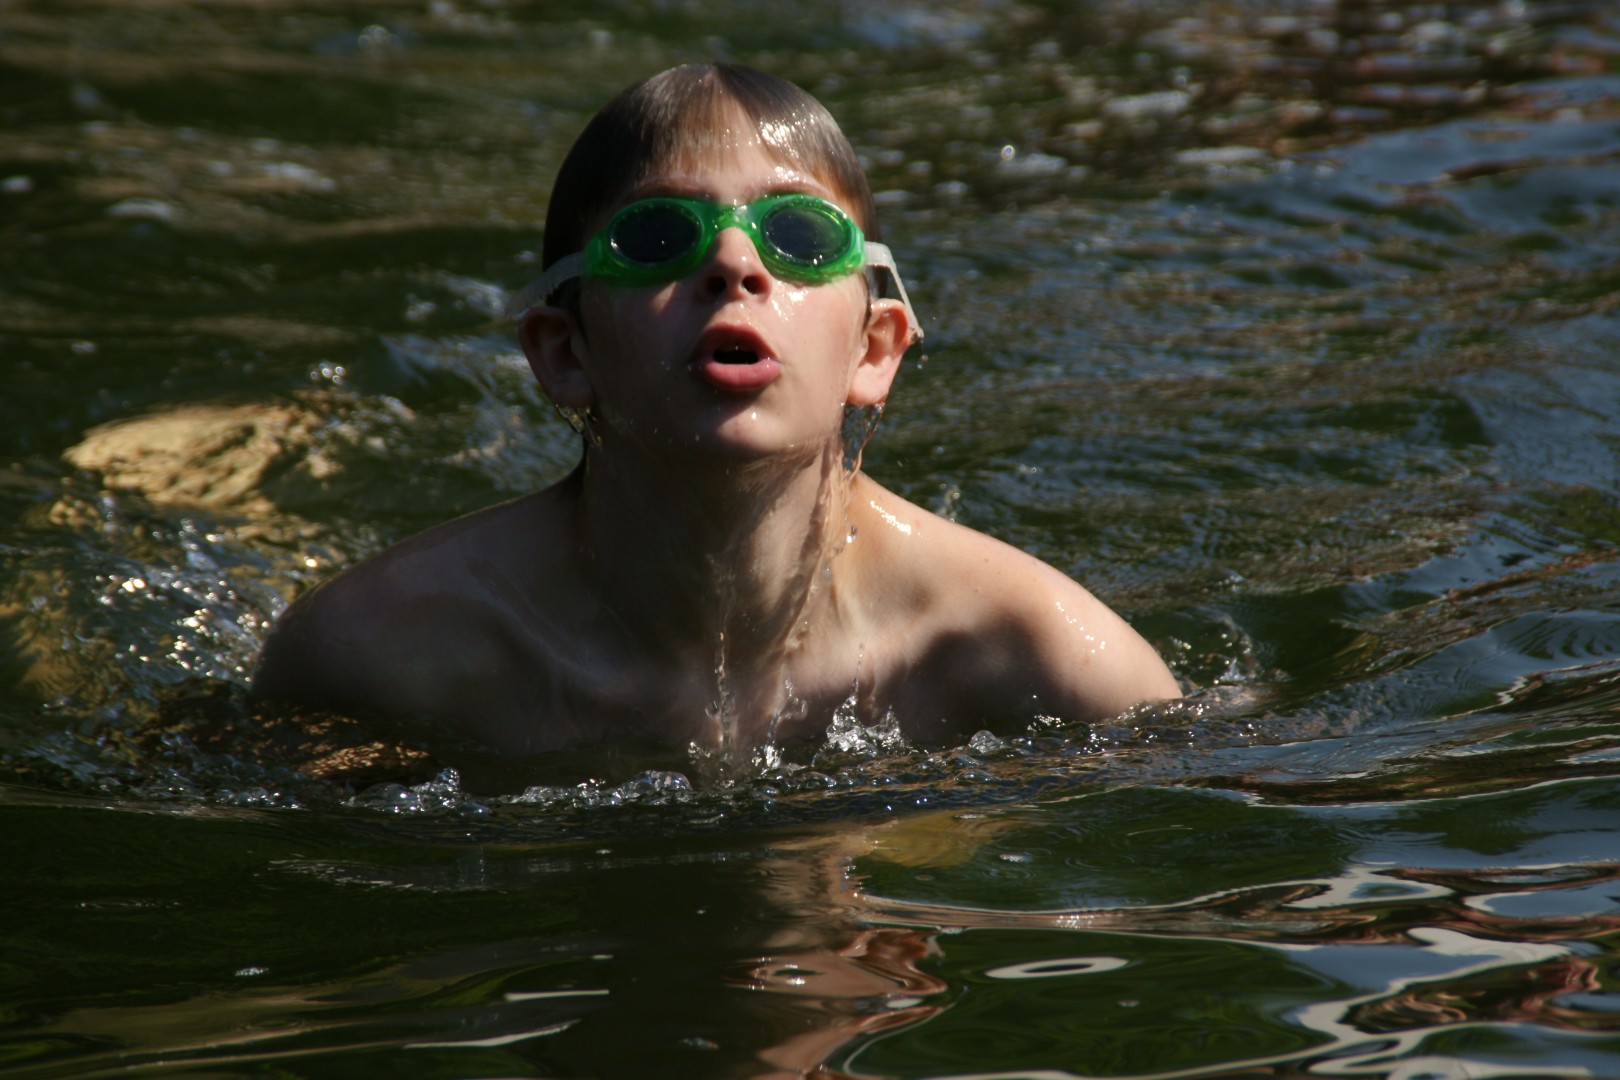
top-left (541, 63), bottom-right (880, 272)
top-left (511, 62), bottom-right (920, 429)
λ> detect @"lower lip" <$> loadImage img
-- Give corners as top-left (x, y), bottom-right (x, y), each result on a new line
top-left (692, 356), bottom-right (783, 392)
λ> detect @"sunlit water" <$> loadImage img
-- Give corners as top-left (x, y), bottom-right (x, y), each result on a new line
top-left (3, 1), bottom-right (1620, 1077)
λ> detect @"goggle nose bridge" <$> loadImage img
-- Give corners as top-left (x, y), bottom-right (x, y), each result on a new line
top-left (701, 205), bottom-right (761, 261)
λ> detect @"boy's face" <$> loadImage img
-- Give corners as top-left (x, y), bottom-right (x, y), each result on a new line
top-left (553, 131), bottom-right (907, 464)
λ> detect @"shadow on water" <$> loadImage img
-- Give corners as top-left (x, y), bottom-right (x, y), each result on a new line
top-left (3, 0), bottom-right (1620, 1076)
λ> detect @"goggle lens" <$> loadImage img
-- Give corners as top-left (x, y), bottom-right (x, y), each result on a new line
top-left (608, 202), bottom-right (702, 266)
top-left (760, 202), bottom-right (850, 268)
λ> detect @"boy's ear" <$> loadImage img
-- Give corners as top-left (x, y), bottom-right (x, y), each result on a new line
top-left (518, 306), bottom-right (596, 409)
top-left (847, 298), bottom-right (913, 407)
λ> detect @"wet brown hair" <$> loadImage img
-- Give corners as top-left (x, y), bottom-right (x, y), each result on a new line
top-left (541, 63), bottom-right (881, 271)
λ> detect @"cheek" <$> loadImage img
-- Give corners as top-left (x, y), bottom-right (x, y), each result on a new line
top-left (580, 288), bottom-right (672, 369)
top-left (774, 282), bottom-right (867, 356)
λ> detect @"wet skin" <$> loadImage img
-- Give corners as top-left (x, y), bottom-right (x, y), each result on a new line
top-left (253, 127), bottom-right (1181, 784)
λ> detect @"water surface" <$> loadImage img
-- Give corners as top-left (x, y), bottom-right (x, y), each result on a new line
top-left (3, 1), bottom-right (1620, 1076)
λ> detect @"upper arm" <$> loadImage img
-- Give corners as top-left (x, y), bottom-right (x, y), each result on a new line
top-left (252, 577), bottom-right (382, 715)
top-left (1018, 574), bottom-right (1181, 719)
top-left (919, 533), bottom-right (1180, 726)
top-left (253, 567), bottom-right (446, 722)
top-left (253, 546), bottom-right (535, 741)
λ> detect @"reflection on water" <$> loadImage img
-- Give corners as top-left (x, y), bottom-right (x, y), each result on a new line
top-left (7, 781), bottom-right (1616, 1078)
top-left (843, 783), bottom-right (1620, 1079)
top-left (3, 0), bottom-right (1620, 1076)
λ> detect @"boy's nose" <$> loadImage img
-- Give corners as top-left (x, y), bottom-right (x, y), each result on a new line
top-left (699, 227), bottom-right (770, 299)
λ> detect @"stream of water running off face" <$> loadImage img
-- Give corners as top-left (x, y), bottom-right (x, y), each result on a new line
top-left (698, 405), bottom-right (888, 771)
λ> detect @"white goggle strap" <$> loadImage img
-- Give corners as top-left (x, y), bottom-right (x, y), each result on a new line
top-left (505, 243), bottom-right (922, 346)
top-left (862, 241), bottom-right (923, 345)
top-left (503, 252), bottom-right (585, 319)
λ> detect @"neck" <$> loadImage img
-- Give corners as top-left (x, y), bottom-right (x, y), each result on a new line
top-left (570, 438), bottom-right (859, 695)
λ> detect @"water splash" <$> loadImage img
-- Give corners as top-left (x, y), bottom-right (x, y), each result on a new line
top-left (766, 673), bottom-right (809, 748)
top-left (349, 767), bottom-right (489, 818)
top-left (506, 768), bottom-right (695, 811)
top-left (554, 403), bottom-right (602, 448)
top-left (840, 402), bottom-right (884, 476)
top-left (707, 629), bottom-right (736, 763)
top-left (817, 693), bottom-right (909, 759)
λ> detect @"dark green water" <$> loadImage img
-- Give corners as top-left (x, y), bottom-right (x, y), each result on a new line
top-left (4, 1), bottom-right (1620, 1076)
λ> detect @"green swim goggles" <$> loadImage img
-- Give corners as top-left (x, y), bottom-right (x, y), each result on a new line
top-left (506, 193), bottom-right (921, 341)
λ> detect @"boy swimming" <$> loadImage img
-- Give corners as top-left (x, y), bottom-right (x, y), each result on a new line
top-left (252, 63), bottom-right (1180, 783)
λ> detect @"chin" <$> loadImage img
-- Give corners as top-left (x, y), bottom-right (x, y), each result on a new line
top-left (669, 415), bottom-right (838, 464)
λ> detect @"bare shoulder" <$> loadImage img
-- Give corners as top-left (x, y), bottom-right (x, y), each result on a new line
top-left (851, 479), bottom-right (1180, 728)
top-left (252, 488), bottom-right (565, 720)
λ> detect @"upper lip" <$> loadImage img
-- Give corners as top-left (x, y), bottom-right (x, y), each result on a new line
top-left (692, 325), bottom-right (775, 367)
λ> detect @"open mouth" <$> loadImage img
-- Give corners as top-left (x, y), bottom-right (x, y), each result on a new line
top-left (692, 328), bottom-right (782, 392)
top-left (713, 345), bottom-right (759, 365)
